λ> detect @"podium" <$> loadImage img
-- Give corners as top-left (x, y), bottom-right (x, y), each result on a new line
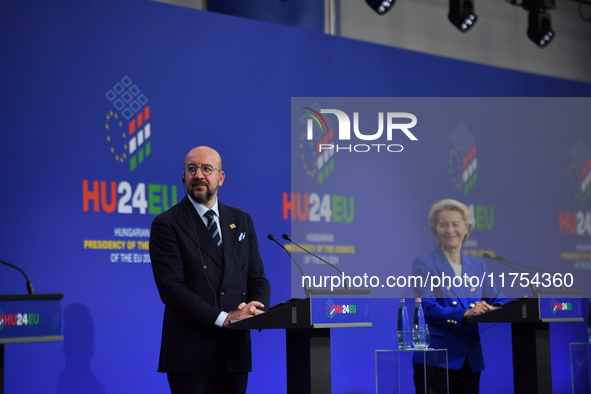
top-left (230, 293), bottom-right (372, 394)
top-left (570, 342), bottom-right (591, 393)
top-left (0, 294), bottom-right (64, 394)
top-left (468, 291), bottom-right (583, 394)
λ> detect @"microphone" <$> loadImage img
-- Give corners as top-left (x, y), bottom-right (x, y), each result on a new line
top-left (267, 234), bottom-right (309, 297)
top-left (482, 252), bottom-right (504, 263)
top-left (281, 233), bottom-right (350, 289)
top-left (0, 259), bottom-right (35, 295)
top-left (482, 253), bottom-right (528, 274)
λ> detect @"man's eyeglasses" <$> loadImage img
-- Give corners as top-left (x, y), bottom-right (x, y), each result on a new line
top-left (184, 165), bottom-right (219, 177)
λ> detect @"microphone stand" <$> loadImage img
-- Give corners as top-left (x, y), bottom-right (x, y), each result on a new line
top-left (267, 234), bottom-right (310, 298)
top-left (282, 233), bottom-right (350, 289)
top-left (482, 253), bottom-right (537, 296)
top-left (0, 259), bottom-right (35, 295)
top-left (495, 255), bottom-right (565, 291)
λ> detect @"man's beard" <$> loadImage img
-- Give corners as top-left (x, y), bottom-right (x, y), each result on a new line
top-left (188, 182), bottom-right (216, 204)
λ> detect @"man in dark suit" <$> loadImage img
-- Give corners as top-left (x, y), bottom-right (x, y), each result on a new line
top-left (150, 146), bottom-right (271, 394)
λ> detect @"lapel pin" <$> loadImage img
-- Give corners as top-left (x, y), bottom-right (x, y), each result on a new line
top-left (230, 223), bottom-right (236, 229)
top-left (471, 287), bottom-right (476, 292)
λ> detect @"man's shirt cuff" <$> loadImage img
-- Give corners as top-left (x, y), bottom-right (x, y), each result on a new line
top-left (215, 311), bottom-right (228, 327)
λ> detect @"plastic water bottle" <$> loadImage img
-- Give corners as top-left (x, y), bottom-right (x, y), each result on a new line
top-left (413, 298), bottom-right (428, 349)
top-left (397, 298), bottom-right (411, 349)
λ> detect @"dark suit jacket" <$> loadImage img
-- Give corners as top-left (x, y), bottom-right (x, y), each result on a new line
top-left (412, 246), bottom-right (509, 371)
top-left (149, 196), bottom-right (271, 374)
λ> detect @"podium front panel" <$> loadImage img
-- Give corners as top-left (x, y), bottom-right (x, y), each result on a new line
top-left (310, 297), bottom-right (371, 327)
top-left (0, 295), bottom-right (63, 344)
top-left (538, 292), bottom-right (584, 322)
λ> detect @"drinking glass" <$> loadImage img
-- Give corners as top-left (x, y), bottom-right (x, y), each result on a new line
top-left (413, 324), bottom-right (430, 349)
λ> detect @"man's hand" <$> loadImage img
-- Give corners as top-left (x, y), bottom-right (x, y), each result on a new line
top-left (223, 301), bottom-right (265, 328)
top-left (463, 300), bottom-right (495, 318)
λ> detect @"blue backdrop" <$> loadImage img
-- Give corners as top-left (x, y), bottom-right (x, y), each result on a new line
top-left (1, 0), bottom-right (590, 393)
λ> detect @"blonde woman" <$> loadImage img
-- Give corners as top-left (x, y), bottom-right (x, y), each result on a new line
top-left (411, 199), bottom-right (509, 394)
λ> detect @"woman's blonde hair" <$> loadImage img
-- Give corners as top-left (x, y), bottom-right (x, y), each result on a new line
top-left (429, 199), bottom-right (473, 244)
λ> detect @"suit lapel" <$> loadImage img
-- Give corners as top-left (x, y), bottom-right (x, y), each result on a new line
top-left (460, 253), bottom-right (479, 303)
top-left (174, 196), bottom-right (202, 245)
top-left (175, 196), bottom-right (224, 267)
top-left (219, 203), bottom-right (238, 268)
top-left (432, 247), bottom-right (470, 308)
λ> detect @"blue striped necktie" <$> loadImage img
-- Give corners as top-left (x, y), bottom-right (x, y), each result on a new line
top-left (204, 210), bottom-right (222, 248)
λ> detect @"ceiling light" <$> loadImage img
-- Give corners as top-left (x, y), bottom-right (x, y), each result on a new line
top-left (366, 0), bottom-right (396, 15)
top-left (522, 0), bottom-right (556, 48)
top-left (449, 0), bottom-right (478, 32)
top-left (527, 7), bottom-right (556, 47)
